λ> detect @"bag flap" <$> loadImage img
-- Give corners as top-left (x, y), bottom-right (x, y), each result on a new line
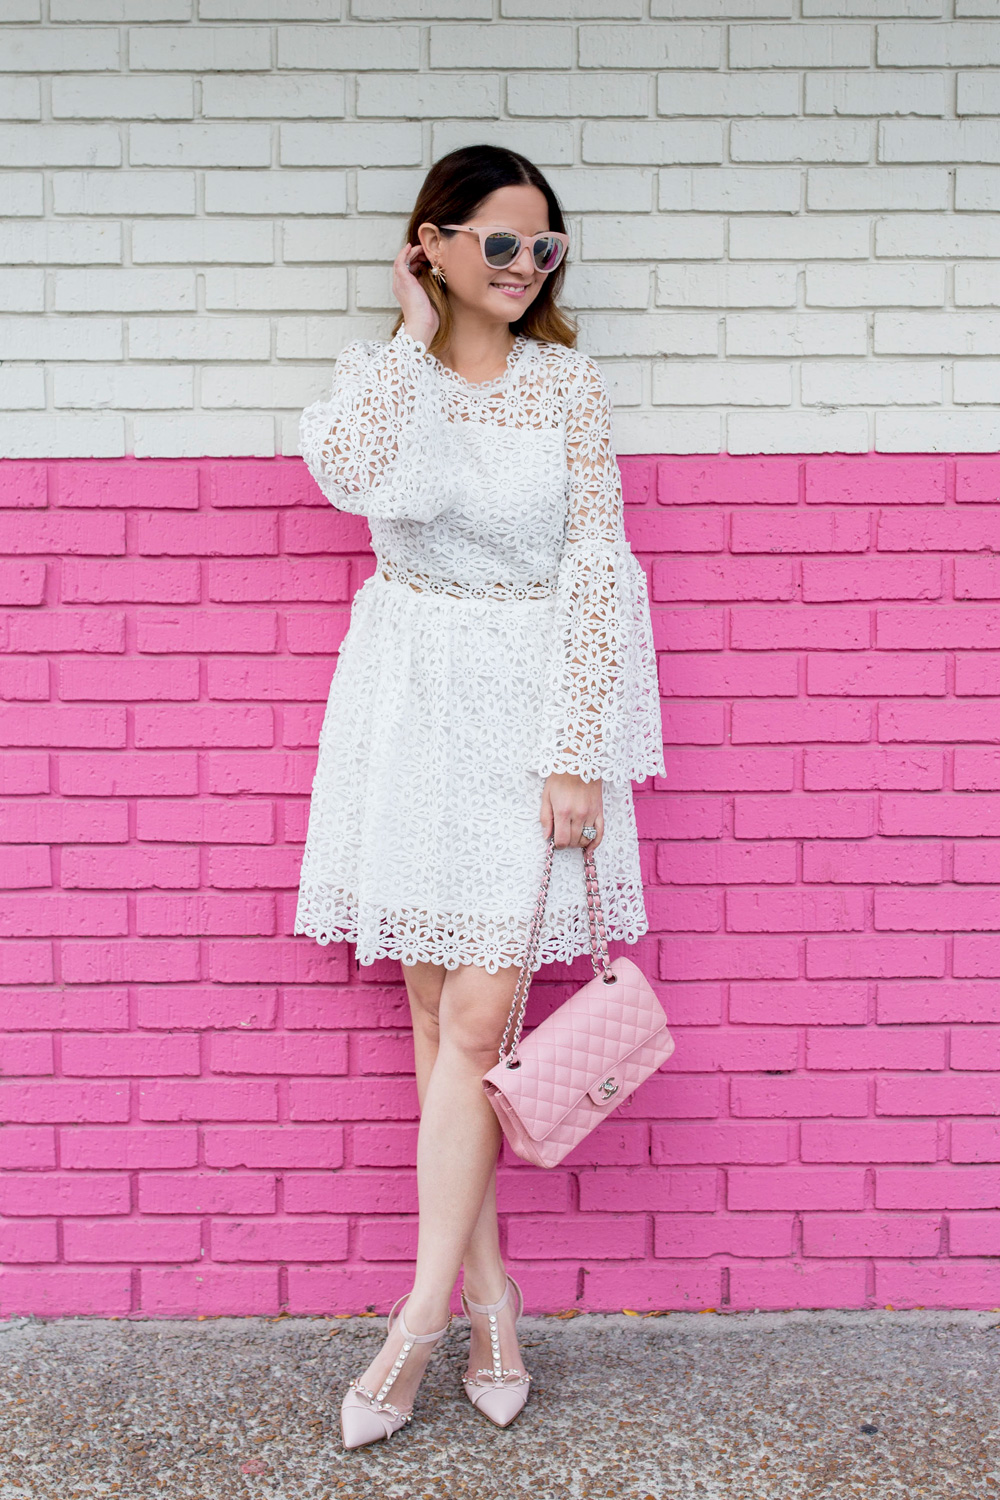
top-left (484, 957), bottom-right (673, 1143)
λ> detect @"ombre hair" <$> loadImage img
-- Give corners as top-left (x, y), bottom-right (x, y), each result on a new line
top-left (388, 144), bottom-right (577, 357)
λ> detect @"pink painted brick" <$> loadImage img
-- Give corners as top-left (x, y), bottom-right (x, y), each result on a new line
top-left (558, 1122), bottom-right (651, 1168)
top-left (658, 456), bottom-right (800, 508)
top-left (289, 1079), bottom-right (419, 1121)
top-left (952, 1122), bottom-right (1000, 1163)
top-left (633, 1075), bottom-right (724, 1119)
top-left (954, 750), bottom-right (1000, 792)
top-left (59, 752), bottom-right (198, 796)
top-left (0, 1081), bottom-right (129, 1123)
top-left (805, 457), bottom-right (947, 507)
top-left (803, 840), bottom-right (942, 883)
top-left (283, 985), bottom-right (409, 1030)
top-left (728, 1169), bottom-right (864, 1211)
top-left (208, 1031), bottom-right (348, 1075)
top-left (874, 1260), bottom-right (1000, 1310)
top-left (140, 1267), bottom-right (279, 1317)
top-left (0, 1270), bottom-right (132, 1318)
top-left (731, 607), bottom-right (869, 650)
top-left (807, 651), bottom-right (945, 697)
top-left (61, 940), bottom-right (201, 984)
top-left (137, 609), bottom-right (278, 654)
top-left (1, 798), bottom-right (127, 840)
top-left (64, 1218), bottom-right (202, 1263)
top-left (660, 937), bottom-right (798, 982)
top-left (800, 1121), bottom-right (938, 1163)
top-left (207, 753), bottom-right (313, 797)
top-left (59, 658), bottom-right (199, 701)
top-left (875, 1168), bottom-right (1000, 1210)
top-left (877, 1076), bottom-right (1000, 1116)
top-left (135, 706), bottom-right (274, 750)
top-left (660, 654), bottom-right (796, 698)
top-left (881, 702), bottom-right (1000, 745)
top-left (0, 944), bottom-right (53, 984)
top-left (653, 557), bottom-right (795, 602)
top-left (728, 1261), bottom-right (867, 1311)
top-left (577, 1167), bottom-right (717, 1213)
top-left (657, 840), bottom-right (795, 885)
top-left (352, 1124), bottom-right (419, 1167)
top-left (802, 557), bottom-right (941, 602)
top-left (138, 1172), bottom-right (277, 1214)
top-left (946, 1213), bottom-right (1000, 1256)
top-left (0, 894), bottom-right (127, 938)
top-left (497, 1170), bottom-right (574, 1212)
top-left (0, 1034), bottom-right (53, 1074)
top-left (139, 1081), bottom-right (277, 1121)
top-left (4, 512), bottom-right (124, 555)
top-left (956, 935), bottom-right (1000, 977)
top-left (876, 889), bottom-right (1000, 932)
top-left (203, 1127), bottom-right (343, 1169)
top-left (580, 1263), bottom-right (719, 1312)
top-left (211, 1217), bottom-right (348, 1262)
top-left (806, 936), bottom-right (946, 980)
top-left (61, 1127), bottom-right (198, 1170)
top-left (652, 1122), bottom-right (788, 1165)
top-left (136, 986), bottom-right (277, 1030)
top-left (63, 1033), bottom-right (200, 1076)
top-left (732, 508), bottom-right (869, 554)
top-left (802, 1214), bottom-right (940, 1258)
top-left (55, 459), bottom-right (199, 510)
top-left (656, 752), bottom-right (794, 796)
top-left (62, 559), bottom-right (200, 603)
top-left (0, 1174), bottom-right (129, 1216)
top-left (284, 1172), bottom-right (418, 1216)
top-left (654, 1214), bottom-right (793, 1258)
top-left (729, 982), bottom-right (866, 1026)
top-left (130, 511), bottom-right (277, 557)
top-left (650, 607), bottom-right (724, 651)
top-left (735, 795), bottom-right (874, 840)
top-left (805, 1026), bottom-right (946, 1071)
top-left (0, 1126), bottom-right (56, 1168)
top-left (208, 559), bottom-right (349, 603)
top-left (733, 702), bottom-right (871, 747)
top-left (207, 938), bottom-right (347, 984)
top-left (804, 748), bottom-right (943, 792)
top-left (0, 1219), bottom-right (58, 1262)
top-left (508, 1214), bottom-right (646, 1261)
top-left (0, 560), bottom-right (46, 605)
top-left (660, 703), bottom-right (726, 747)
top-left (63, 846), bottom-right (200, 890)
top-left (662, 1027), bottom-right (798, 1073)
top-left (731, 1076), bottom-right (867, 1118)
top-left (357, 1215), bottom-right (417, 1260)
top-left (727, 888), bottom-right (865, 933)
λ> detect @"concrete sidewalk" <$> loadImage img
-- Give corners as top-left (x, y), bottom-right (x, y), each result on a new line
top-left (0, 1308), bottom-right (995, 1499)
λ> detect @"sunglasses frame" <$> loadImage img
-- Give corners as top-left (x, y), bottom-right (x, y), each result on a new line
top-left (439, 223), bottom-right (570, 274)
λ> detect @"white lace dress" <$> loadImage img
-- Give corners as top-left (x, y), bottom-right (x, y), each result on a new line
top-left (292, 326), bottom-right (665, 973)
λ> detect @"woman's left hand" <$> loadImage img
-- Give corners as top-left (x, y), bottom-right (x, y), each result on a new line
top-left (540, 772), bottom-right (604, 851)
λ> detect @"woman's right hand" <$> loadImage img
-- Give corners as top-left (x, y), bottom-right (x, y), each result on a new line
top-left (393, 241), bottom-right (439, 349)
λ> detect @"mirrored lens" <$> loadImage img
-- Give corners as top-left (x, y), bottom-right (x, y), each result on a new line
top-left (483, 232), bottom-right (520, 268)
top-left (533, 235), bottom-right (565, 271)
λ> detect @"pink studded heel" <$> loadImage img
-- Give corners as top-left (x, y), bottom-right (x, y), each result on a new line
top-left (459, 1273), bottom-right (531, 1427)
top-left (340, 1293), bottom-right (451, 1450)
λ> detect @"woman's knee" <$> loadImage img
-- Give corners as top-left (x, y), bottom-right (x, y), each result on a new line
top-left (438, 963), bottom-right (519, 1065)
top-left (402, 959), bottom-right (444, 1036)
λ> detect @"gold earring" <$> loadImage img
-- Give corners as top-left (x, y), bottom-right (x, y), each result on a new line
top-left (430, 264), bottom-right (446, 285)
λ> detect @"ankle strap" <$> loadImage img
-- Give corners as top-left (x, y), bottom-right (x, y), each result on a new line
top-left (388, 1293), bottom-right (451, 1344)
top-left (461, 1273), bottom-right (519, 1318)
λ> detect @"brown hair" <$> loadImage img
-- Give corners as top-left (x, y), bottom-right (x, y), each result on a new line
top-left (388, 144), bottom-right (577, 357)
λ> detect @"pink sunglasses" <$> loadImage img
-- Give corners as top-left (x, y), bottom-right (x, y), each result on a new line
top-left (440, 223), bottom-right (570, 274)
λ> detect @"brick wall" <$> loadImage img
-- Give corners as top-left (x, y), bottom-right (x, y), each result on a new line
top-left (3, 450), bottom-right (1000, 1318)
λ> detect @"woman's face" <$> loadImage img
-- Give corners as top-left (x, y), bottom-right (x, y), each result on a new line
top-left (418, 184), bottom-right (554, 326)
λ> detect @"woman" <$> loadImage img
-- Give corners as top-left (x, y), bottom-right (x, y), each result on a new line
top-left (293, 144), bottom-right (664, 1449)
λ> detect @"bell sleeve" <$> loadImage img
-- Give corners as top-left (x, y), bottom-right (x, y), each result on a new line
top-left (534, 355), bottom-right (665, 787)
top-left (297, 326), bottom-right (466, 523)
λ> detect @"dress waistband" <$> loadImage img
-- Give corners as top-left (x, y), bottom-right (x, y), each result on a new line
top-left (378, 558), bottom-right (558, 601)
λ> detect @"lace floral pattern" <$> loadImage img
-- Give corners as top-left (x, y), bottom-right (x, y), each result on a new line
top-left (293, 327), bottom-right (665, 972)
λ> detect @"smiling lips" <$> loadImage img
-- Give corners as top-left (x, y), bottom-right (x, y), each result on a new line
top-left (493, 283), bottom-right (528, 297)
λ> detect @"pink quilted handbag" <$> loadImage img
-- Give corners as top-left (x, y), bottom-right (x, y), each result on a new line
top-left (482, 834), bottom-right (674, 1169)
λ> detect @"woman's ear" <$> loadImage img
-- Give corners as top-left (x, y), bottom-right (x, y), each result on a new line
top-left (415, 222), bottom-right (439, 266)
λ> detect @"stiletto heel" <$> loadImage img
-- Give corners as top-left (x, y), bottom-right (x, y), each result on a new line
top-left (340, 1293), bottom-right (451, 1451)
top-left (459, 1272), bottom-right (531, 1427)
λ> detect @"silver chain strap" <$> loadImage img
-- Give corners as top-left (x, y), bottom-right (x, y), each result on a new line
top-left (497, 834), bottom-right (617, 1069)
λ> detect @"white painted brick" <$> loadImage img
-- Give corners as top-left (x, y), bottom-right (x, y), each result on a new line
top-left (802, 361), bottom-right (945, 407)
top-left (0, 77), bottom-right (41, 120)
top-left (53, 365), bottom-right (193, 409)
top-left (728, 410), bottom-right (867, 454)
top-left (656, 264), bottom-right (797, 308)
top-left (128, 26), bottom-right (271, 72)
top-left (54, 270), bottom-right (196, 312)
top-left (0, 414), bottom-right (124, 458)
top-left (281, 123), bottom-right (422, 166)
top-left (955, 261), bottom-right (1000, 306)
top-left (133, 413), bottom-right (273, 458)
top-left (508, 72), bottom-right (647, 116)
top-left (52, 0), bottom-right (190, 14)
top-left (954, 362), bottom-right (1000, 405)
top-left (128, 318), bottom-right (270, 361)
top-left (731, 216), bottom-right (869, 259)
top-left (129, 124), bottom-right (271, 167)
top-left (806, 70), bottom-right (946, 117)
top-left (804, 0), bottom-right (937, 13)
top-left (584, 215), bottom-right (724, 261)
top-left (957, 0), bottom-right (998, 14)
top-left (957, 73), bottom-right (1000, 116)
top-left (657, 71), bottom-right (798, 117)
top-left (805, 263), bottom-right (945, 307)
top-left (613, 407), bottom-right (721, 455)
top-left (874, 312), bottom-right (1000, 356)
top-left (202, 0), bottom-right (338, 14)
top-left (653, 0), bottom-right (793, 13)
top-left (53, 172), bottom-right (195, 216)
top-left (807, 166), bottom-right (948, 210)
top-left (352, 0), bottom-right (489, 16)
top-left (881, 120), bottom-right (1000, 165)
top-left (561, 264), bottom-right (649, 310)
top-left (577, 313), bottom-right (716, 357)
top-left (0, 368), bottom-right (44, 409)
top-left (1, 27), bottom-right (119, 70)
top-left (432, 121), bottom-right (574, 164)
top-left (356, 169), bottom-right (427, 213)
top-left (277, 26), bottom-right (420, 70)
top-left (356, 267), bottom-right (396, 310)
top-left (652, 362), bottom-right (792, 406)
top-left (0, 124), bottom-right (121, 167)
top-left (51, 75), bottom-right (193, 120)
top-left (659, 167), bottom-right (800, 212)
top-left (600, 361), bottom-right (641, 408)
top-left (727, 313), bottom-right (867, 356)
top-left (206, 171), bottom-right (347, 216)
top-left (204, 267), bottom-right (347, 310)
top-left (876, 215), bottom-right (1000, 258)
top-left (131, 221), bottom-right (275, 264)
top-left (0, 222), bottom-right (121, 264)
top-left (583, 121), bottom-right (722, 164)
top-left (505, 0), bottom-right (639, 17)
top-left (358, 73), bottom-right (500, 117)
top-left (578, 25), bottom-right (720, 69)
top-left (202, 75), bottom-right (346, 119)
top-left (276, 316), bottom-right (392, 360)
top-left (201, 367), bottom-right (330, 408)
top-left (876, 409), bottom-right (1000, 452)
top-left (877, 22), bottom-right (1000, 69)
top-left (1, 318), bottom-right (122, 361)
top-left (732, 120), bottom-right (872, 162)
top-left (283, 218), bottom-right (403, 262)
top-left (429, 24), bottom-right (572, 68)
top-left (546, 168), bottom-right (655, 212)
top-left (730, 24), bottom-right (871, 69)
top-left (1, 0), bottom-right (40, 16)
top-left (0, 270), bottom-right (44, 313)
top-left (0, 175), bottom-right (44, 217)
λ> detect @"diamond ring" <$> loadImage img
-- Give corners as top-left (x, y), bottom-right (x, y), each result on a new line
top-left (581, 825), bottom-right (597, 842)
